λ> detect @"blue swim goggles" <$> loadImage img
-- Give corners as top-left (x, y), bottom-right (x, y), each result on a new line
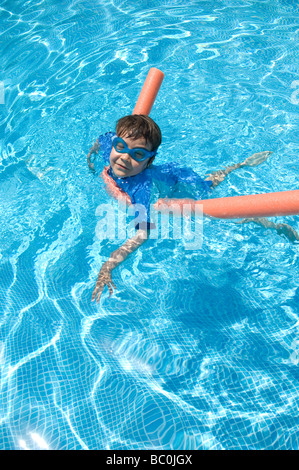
top-left (112, 136), bottom-right (156, 162)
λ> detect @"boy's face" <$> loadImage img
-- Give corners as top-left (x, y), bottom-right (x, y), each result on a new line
top-left (109, 135), bottom-right (155, 178)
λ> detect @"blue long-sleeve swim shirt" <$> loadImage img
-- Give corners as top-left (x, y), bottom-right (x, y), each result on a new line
top-left (93, 132), bottom-right (212, 230)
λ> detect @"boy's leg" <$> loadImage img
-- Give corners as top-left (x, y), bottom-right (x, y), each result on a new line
top-left (204, 151), bottom-right (272, 188)
top-left (204, 151), bottom-right (299, 243)
top-left (235, 217), bottom-right (299, 243)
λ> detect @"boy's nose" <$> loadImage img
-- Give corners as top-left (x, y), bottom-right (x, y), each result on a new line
top-left (121, 153), bottom-right (131, 162)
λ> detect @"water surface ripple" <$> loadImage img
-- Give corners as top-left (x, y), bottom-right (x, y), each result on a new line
top-left (0, 0), bottom-right (299, 450)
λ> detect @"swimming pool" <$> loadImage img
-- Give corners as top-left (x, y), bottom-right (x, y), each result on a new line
top-left (1, 0), bottom-right (299, 450)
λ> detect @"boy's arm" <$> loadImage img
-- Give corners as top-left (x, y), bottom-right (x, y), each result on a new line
top-left (91, 229), bottom-right (148, 302)
top-left (87, 139), bottom-right (100, 172)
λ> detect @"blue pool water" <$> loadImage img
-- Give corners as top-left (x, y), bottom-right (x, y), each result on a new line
top-left (1, 0), bottom-right (299, 450)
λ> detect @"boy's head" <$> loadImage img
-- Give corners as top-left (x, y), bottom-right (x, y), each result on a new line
top-left (110, 115), bottom-right (162, 178)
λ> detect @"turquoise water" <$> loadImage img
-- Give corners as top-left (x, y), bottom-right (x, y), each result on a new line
top-left (1, 0), bottom-right (299, 450)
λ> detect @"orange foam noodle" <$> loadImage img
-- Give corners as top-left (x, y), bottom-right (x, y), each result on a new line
top-left (99, 68), bottom-right (164, 204)
top-left (101, 167), bottom-right (132, 205)
top-left (154, 190), bottom-right (299, 219)
top-left (133, 68), bottom-right (165, 115)
top-left (103, 67), bottom-right (298, 222)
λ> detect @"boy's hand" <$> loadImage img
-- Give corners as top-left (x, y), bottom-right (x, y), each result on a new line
top-left (91, 230), bottom-right (148, 303)
top-left (87, 139), bottom-right (100, 172)
top-left (91, 262), bottom-right (116, 302)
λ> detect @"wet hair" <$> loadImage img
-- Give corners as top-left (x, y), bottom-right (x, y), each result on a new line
top-left (116, 115), bottom-right (162, 152)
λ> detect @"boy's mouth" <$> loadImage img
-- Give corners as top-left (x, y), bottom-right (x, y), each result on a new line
top-left (116, 162), bottom-right (129, 170)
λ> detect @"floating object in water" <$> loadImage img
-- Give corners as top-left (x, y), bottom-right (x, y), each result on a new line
top-left (154, 190), bottom-right (299, 219)
top-left (106, 68), bottom-right (299, 220)
top-left (132, 68), bottom-right (165, 115)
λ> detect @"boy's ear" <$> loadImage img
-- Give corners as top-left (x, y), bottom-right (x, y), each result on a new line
top-left (147, 156), bottom-right (155, 167)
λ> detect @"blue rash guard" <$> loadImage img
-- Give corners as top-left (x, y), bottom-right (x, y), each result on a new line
top-left (94, 132), bottom-right (212, 230)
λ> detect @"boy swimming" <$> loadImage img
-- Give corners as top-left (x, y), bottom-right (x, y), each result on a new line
top-left (88, 114), bottom-right (298, 302)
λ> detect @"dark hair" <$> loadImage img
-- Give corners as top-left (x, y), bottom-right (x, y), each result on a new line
top-left (116, 115), bottom-right (162, 152)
